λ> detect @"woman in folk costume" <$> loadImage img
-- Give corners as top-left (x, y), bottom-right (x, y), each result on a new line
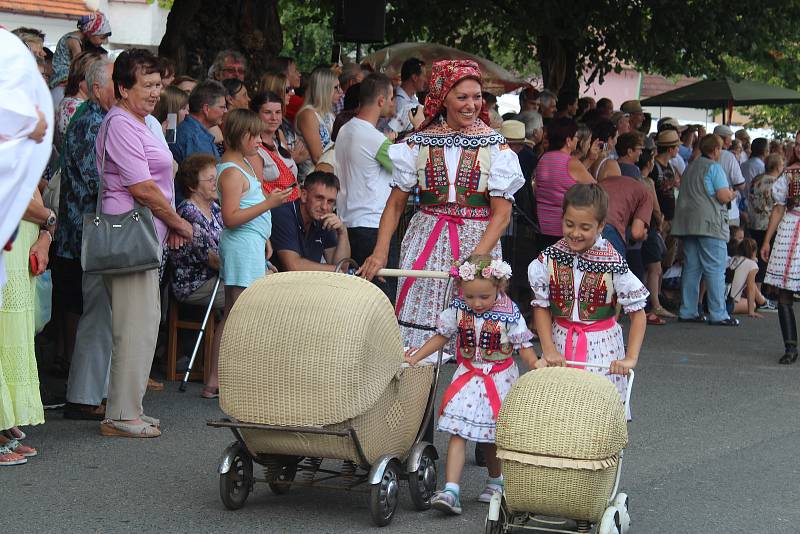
top-left (359, 59), bottom-right (524, 351)
top-left (761, 168), bottom-right (800, 364)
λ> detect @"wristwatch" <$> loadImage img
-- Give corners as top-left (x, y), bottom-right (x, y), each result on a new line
top-left (45, 209), bottom-right (56, 227)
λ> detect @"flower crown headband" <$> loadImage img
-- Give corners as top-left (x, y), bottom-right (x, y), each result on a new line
top-left (449, 258), bottom-right (513, 282)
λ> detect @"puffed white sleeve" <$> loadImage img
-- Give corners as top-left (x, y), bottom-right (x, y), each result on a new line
top-left (615, 269), bottom-right (650, 313)
top-left (488, 144), bottom-right (525, 200)
top-left (772, 175), bottom-right (789, 206)
top-left (388, 141), bottom-right (419, 192)
top-left (528, 254), bottom-right (551, 308)
top-left (435, 306), bottom-right (459, 337)
top-left (506, 315), bottom-right (534, 349)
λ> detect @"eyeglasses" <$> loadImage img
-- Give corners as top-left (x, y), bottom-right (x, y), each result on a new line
top-left (285, 87), bottom-right (295, 95)
top-left (223, 66), bottom-right (245, 74)
top-left (199, 176), bottom-right (217, 183)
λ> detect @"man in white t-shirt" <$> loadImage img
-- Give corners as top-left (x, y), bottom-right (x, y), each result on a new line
top-left (335, 72), bottom-right (399, 301)
top-left (713, 125), bottom-right (746, 226)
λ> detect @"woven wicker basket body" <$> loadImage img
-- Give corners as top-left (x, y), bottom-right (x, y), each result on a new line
top-left (218, 272), bottom-right (433, 466)
top-left (495, 367), bottom-right (628, 521)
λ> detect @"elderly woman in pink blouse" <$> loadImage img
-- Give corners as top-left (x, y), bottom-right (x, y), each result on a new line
top-left (96, 49), bottom-right (193, 438)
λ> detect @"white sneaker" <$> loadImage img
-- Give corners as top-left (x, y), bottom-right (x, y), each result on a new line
top-left (431, 489), bottom-right (462, 515)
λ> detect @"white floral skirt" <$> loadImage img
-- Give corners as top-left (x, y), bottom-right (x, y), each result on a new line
top-left (764, 210), bottom-right (800, 291)
top-left (552, 322), bottom-right (631, 420)
top-left (397, 210), bottom-right (500, 351)
top-left (437, 359), bottom-right (519, 443)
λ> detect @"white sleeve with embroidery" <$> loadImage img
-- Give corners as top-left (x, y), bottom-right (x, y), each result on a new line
top-left (615, 269), bottom-right (650, 313)
top-left (435, 306), bottom-right (459, 337)
top-left (388, 142), bottom-right (419, 192)
top-left (528, 255), bottom-right (550, 308)
top-left (488, 144), bottom-right (525, 200)
top-left (771, 175), bottom-right (789, 206)
top-left (507, 315), bottom-right (534, 349)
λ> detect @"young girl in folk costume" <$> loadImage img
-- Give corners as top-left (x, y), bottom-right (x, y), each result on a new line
top-left (528, 184), bottom-right (648, 417)
top-left (761, 168), bottom-right (800, 364)
top-left (359, 59), bottom-right (524, 354)
top-left (405, 255), bottom-right (540, 515)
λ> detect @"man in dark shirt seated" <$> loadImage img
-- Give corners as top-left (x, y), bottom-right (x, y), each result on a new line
top-left (271, 171), bottom-right (351, 271)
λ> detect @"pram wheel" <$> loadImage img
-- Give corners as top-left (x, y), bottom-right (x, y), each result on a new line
top-left (408, 447), bottom-right (437, 510)
top-left (266, 456), bottom-right (298, 495)
top-left (611, 493), bottom-right (630, 533)
top-left (597, 506), bottom-right (622, 534)
top-left (219, 442), bottom-right (253, 510)
top-left (369, 460), bottom-right (401, 526)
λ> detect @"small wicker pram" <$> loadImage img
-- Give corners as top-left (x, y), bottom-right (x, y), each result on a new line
top-left (486, 365), bottom-right (633, 534)
top-left (209, 271), bottom-right (447, 527)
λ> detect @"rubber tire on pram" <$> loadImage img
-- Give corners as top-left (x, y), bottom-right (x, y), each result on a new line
top-left (408, 446), bottom-right (437, 510)
top-left (267, 456), bottom-right (299, 495)
top-left (597, 506), bottom-right (622, 534)
top-left (219, 442), bottom-right (253, 510)
top-left (369, 460), bottom-right (401, 526)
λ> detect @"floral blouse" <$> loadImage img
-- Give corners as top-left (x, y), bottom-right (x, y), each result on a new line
top-left (748, 172), bottom-right (779, 231)
top-left (169, 200), bottom-right (223, 301)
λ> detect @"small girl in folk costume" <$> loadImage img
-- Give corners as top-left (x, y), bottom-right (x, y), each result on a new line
top-left (404, 255), bottom-right (540, 515)
top-left (528, 184), bottom-right (648, 418)
top-left (761, 168), bottom-right (800, 364)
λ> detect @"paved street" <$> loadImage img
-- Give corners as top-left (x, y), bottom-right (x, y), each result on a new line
top-left (5, 313), bottom-right (799, 533)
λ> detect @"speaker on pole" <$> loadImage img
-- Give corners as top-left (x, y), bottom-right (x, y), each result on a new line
top-left (333, 0), bottom-right (387, 43)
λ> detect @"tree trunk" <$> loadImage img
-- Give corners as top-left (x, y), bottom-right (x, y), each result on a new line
top-left (536, 35), bottom-right (579, 95)
top-left (159, 0), bottom-right (283, 85)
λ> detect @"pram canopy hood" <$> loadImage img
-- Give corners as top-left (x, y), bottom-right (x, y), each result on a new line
top-left (219, 272), bottom-right (404, 426)
top-left (496, 367), bottom-right (628, 461)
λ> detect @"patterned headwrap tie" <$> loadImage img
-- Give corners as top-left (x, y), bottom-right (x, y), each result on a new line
top-left (78, 11), bottom-right (111, 38)
top-left (420, 59), bottom-right (489, 130)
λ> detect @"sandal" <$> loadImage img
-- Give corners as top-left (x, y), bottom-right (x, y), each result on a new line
top-left (140, 414), bottom-right (160, 428)
top-left (100, 419), bottom-right (161, 438)
top-left (652, 306), bottom-right (676, 318)
top-left (0, 444), bottom-right (26, 466)
top-left (201, 387), bottom-right (219, 399)
top-left (647, 312), bottom-right (666, 325)
top-left (147, 377), bottom-right (164, 391)
top-left (4, 427), bottom-right (26, 440)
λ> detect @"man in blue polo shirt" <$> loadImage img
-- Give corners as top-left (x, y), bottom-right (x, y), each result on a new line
top-left (271, 171), bottom-right (351, 271)
top-left (170, 80), bottom-right (226, 164)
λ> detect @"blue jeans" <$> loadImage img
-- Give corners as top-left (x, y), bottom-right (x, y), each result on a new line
top-left (679, 236), bottom-right (729, 322)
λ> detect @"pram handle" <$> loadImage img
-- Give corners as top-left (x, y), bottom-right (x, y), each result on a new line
top-left (376, 268), bottom-right (450, 279)
top-left (563, 360), bottom-right (635, 409)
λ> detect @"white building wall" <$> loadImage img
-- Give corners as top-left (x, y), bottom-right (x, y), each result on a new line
top-left (0, 13), bottom-right (76, 47)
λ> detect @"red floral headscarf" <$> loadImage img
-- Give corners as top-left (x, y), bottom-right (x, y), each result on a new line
top-left (78, 11), bottom-right (111, 38)
top-left (420, 59), bottom-right (489, 130)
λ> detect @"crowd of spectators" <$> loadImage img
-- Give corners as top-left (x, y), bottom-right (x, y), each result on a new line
top-left (1, 11), bottom-right (798, 462)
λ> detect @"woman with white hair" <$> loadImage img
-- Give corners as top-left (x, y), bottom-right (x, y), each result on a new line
top-left (295, 67), bottom-right (341, 181)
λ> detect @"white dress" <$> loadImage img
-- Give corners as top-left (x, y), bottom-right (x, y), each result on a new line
top-left (528, 236), bottom-right (648, 419)
top-left (434, 293), bottom-right (533, 443)
top-left (388, 123), bottom-right (524, 351)
top-left (764, 175), bottom-right (800, 291)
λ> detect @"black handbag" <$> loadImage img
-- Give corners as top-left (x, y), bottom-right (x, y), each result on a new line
top-left (80, 116), bottom-right (161, 275)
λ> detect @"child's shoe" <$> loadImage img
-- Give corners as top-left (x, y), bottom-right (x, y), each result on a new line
top-left (430, 489), bottom-right (462, 515)
top-left (478, 477), bottom-right (504, 503)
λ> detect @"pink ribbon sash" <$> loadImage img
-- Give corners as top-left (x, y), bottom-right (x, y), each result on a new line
top-left (555, 316), bottom-right (617, 364)
top-left (439, 357), bottom-right (514, 420)
top-left (395, 214), bottom-right (464, 315)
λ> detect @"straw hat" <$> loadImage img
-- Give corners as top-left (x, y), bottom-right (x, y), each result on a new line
top-left (620, 100), bottom-right (643, 113)
top-left (500, 120), bottom-right (525, 142)
top-left (656, 129), bottom-right (681, 147)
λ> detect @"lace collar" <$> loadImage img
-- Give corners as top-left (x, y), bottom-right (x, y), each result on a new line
top-left (450, 292), bottom-right (520, 322)
top-left (406, 118), bottom-right (505, 148)
top-left (544, 237), bottom-right (629, 274)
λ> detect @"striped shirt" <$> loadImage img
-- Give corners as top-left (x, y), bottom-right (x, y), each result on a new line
top-left (535, 150), bottom-right (574, 236)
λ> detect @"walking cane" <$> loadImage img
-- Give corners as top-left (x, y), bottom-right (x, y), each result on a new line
top-left (179, 277), bottom-right (221, 392)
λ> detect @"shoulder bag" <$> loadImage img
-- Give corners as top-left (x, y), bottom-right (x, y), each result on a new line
top-left (80, 115), bottom-right (161, 275)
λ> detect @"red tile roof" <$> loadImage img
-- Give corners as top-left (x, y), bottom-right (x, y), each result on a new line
top-left (0, 0), bottom-right (91, 19)
top-left (641, 74), bottom-right (700, 98)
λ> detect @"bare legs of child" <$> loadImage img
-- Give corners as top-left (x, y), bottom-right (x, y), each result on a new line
top-left (431, 435), bottom-right (503, 515)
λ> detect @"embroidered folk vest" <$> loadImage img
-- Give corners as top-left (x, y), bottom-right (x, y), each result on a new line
top-left (452, 295), bottom-right (519, 362)
top-left (415, 145), bottom-right (492, 208)
top-left (544, 240), bottom-right (628, 322)
top-left (787, 169), bottom-right (800, 210)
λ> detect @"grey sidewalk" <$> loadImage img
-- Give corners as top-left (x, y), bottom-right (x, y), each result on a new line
top-left (4, 314), bottom-right (798, 533)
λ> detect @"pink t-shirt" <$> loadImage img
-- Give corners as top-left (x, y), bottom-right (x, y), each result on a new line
top-left (535, 150), bottom-right (574, 237)
top-left (96, 105), bottom-right (174, 244)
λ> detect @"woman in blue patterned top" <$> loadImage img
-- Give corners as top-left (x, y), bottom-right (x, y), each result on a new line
top-left (170, 153), bottom-right (225, 398)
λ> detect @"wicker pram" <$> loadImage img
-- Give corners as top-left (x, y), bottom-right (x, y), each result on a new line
top-left (486, 366), bottom-right (633, 534)
top-left (209, 271), bottom-right (447, 527)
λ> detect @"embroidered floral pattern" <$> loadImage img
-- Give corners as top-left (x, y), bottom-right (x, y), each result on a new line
top-left (450, 293), bottom-right (520, 322)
